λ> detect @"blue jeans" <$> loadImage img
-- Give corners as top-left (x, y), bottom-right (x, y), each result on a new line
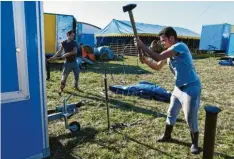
top-left (166, 81), bottom-right (201, 132)
top-left (61, 61), bottom-right (80, 88)
top-left (76, 57), bottom-right (83, 66)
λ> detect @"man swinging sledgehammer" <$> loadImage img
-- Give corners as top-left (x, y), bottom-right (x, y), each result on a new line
top-left (48, 30), bottom-right (81, 94)
top-left (135, 27), bottom-right (202, 154)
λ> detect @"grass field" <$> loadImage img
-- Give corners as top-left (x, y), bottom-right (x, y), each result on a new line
top-left (46, 55), bottom-right (234, 159)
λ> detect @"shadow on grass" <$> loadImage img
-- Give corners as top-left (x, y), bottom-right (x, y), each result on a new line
top-left (193, 54), bottom-right (214, 60)
top-left (47, 127), bottom-right (99, 159)
top-left (47, 61), bottom-right (152, 76)
top-left (47, 62), bottom-right (64, 71)
top-left (213, 152), bottom-right (234, 159)
top-left (115, 130), bottom-right (179, 159)
top-left (47, 125), bottom-right (234, 159)
top-left (192, 53), bottom-right (224, 60)
top-left (62, 90), bottom-right (186, 125)
top-left (85, 62), bottom-right (152, 75)
top-left (73, 91), bottom-right (167, 119)
top-left (64, 91), bottom-right (188, 123)
top-left (89, 139), bottom-right (121, 154)
top-left (218, 57), bottom-right (234, 61)
top-left (48, 127), bottom-right (122, 158)
top-left (168, 138), bottom-right (234, 159)
top-left (170, 138), bottom-right (191, 147)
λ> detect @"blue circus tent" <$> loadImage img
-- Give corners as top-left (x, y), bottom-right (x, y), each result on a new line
top-left (95, 19), bottom-right (200, 39)
top-left (95, 19), bottom-right (200, 53)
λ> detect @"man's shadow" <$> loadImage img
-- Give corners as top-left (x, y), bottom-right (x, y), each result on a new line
top-left (169, 138), bottom-right (234, 159)
top-left (47, 127), bottom-right (122, 159)
top-left (47, 127), bottom-right (98, 159)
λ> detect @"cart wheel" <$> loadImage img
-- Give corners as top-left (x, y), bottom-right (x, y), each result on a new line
top-left (68, 121), bottom-right (81, 132)
top-left (117, 55), bottom-right (124, 60)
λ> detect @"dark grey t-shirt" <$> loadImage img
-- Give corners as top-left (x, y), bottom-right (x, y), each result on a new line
top-left (62, 40), bottom-right (77, 62)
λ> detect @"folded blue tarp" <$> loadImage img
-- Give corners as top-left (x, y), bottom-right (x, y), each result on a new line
top-left (94, 46), bottom-right (114, 60)
top-left (109, 81), bottom-right (171, 102)
top-left (219, 59), bottom-right (233, 66)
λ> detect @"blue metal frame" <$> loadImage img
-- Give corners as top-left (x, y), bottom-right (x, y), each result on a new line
top-left (47, 94), bottom-right (86, 131)
top-left (38, 2), bottom-right (49, 154)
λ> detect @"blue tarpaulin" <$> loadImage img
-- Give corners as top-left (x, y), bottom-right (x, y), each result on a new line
top-left (109, 81), bottom-right (171, 102)
top-left (219, 58), bottom-right (233, 66)
top-left (94, 46), bottom-right (114, 60)
top-left (95, 19), bottom-right (200, 39)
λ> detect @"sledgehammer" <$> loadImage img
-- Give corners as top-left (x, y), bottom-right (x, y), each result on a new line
top-left (123, 4), bottom-right (143, 63)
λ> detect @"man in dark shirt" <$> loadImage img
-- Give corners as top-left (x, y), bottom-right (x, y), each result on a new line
top-left (49, 30), bottom-right (81, 94)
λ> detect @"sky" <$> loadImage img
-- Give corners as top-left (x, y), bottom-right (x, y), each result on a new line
top-left (43, 1), bottom-right (234, 34)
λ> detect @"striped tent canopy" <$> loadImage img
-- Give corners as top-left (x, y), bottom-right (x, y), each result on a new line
top-left (96, 19), bottom-right (200, 39)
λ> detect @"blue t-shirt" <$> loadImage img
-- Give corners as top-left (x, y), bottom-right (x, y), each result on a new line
top-left (168, 42), bottom-right (200, 87)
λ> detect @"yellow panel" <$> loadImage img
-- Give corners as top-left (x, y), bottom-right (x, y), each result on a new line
top-left (44, 14), bottom-right (56, 54)
top-left (232, 25), bottom-right (234, 33)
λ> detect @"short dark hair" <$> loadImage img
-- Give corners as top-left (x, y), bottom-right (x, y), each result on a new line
top-left (67, 30), bottom-right (75, 36)
top-left (80, 43), bottom-right (83, 46)
top-left (158, 27), bottom-right (177, 40)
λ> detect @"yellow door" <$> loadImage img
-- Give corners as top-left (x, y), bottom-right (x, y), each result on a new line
top-left (232, 25), bottom-right (234, 33)
top-left (44, 14), bottom-right (56, 54)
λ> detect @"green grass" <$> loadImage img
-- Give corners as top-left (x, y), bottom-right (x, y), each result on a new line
top-left (47, 56), bottom-right (234, 159)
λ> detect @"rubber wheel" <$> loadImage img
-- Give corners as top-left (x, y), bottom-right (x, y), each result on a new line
top-left (117, 55), bottom-right (124, 60)
top-left (68, 121), bottom-right (81, 132)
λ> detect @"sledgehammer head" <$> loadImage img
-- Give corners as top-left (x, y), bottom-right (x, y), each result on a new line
top-left (123, 4), bottom-right (137, 12)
